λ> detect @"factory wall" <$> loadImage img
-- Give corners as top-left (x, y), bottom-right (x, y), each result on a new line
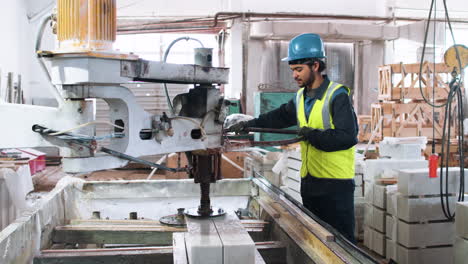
top-left (0, 0), bottom-right (56, 106)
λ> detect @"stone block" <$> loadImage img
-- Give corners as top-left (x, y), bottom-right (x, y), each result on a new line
top-left (398, 168), bottom-right (468, 196)
top-left (186, 218), bottom-right (223, 264)
top-left (364, 181), bottom-right (373, 204)
top-left (385, 238), bottom-right (396, 261)
top-left (455, 236), bottom-right (468, 264)
top-left (354, 198), bottom-right (365, 240)
top-left (373, 184), bottom-right (397, 209)
top-left (354, 186), bottom-right (363, 197)
top-left (355, 159), bottom-right (365, 174)
top-left (386, 190), bottom-right (397, 216)
top-left (371, 206), bottom-right (386, 233)
top-left (397, 220), bottom-right (455, 248)
top-left (364, 159), bottom-right (427, 182)
top-left (379, 143), bottom-right (424, 160)
top-left (396, 245), bottom-right (453, 264)
top-left (386, 215), bottom-right (396, 240)
top-left (354, 174), bottom-right (363, 186)
top-left (285, 177), bottom-right (300, 193)
top-left (363, 226), bottom-right (372, 249)
top-left (456, 202), bottom-right (468, 239)
top-left (364, 204), bottom-right (372, 227)
top-left (371, 228), bottom-right (386, 257)
top-left (396, 193), bottom-right (461, 222)
top-left (213, 214), bottom-right (256, 264)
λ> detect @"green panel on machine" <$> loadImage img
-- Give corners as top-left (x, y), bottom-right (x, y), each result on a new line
top-left (254, 92), bottom-right (297, 150)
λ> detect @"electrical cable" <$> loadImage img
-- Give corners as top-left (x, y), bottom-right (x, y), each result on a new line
top-left (162, 37), bottom-right (204, 115)
top-left (419, 0), bottom-right (465, 220)
top-left (48, 121), bottom-right (124, 136)
top-left (36, 14), bottom-right (64, 107)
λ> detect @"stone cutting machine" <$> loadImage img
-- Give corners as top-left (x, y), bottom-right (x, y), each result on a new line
top-left (0, 0), bottom-right (229, 217)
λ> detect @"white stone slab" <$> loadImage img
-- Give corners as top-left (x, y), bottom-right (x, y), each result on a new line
top-left (364, 159), bottom-right (427, 182)
top-left (363, 226), bottom-right (372, 249)
top-left (281, 186), bottom-right (302, 204)
top-left (287, 150), bottom-right (301, 161)
top-left (456, 202), bottom-right (468, 239)
top-left (364, 181), bottom-right (373, 204)
top-left (285, 177), bottom-right (300, 193)
top-left (287, 168), bottom-right (300, 182)
top-left (398, 168), bottom-right (468, 196)
top-left (372, 184), bottom-right (397, 209)
top-left (386, 215), bottom-right (396, 240)
top-left (455, 236), bottom-right (468, 264)
top-left (386, 238), bottom-right (396, 261)
top-left (287, 158), bottom-right (302, 171)
top-left (397, 220), bottom-right (455, 248)
top-left (355, 159), bottom-right (365, 174)
top-left (371, 206), bottom-right (386, 233)
top-left (173, 233), bottom-right (188, 264)
top-left (213, 213), bottom-right (256, 264)
top-left (364, 204), bottom-right (372, 227)
top-left (386, 191), bottom-right (397, 216)
top-left (186, 218), bottom-right (223, 264)
top-left (371, 228), bottom-right (386, 256)
top-left (354, 186), bottom-right (363, 197)
top-left (354, 174), bottom-right (363, 186)
top-left (379, 143), bottom-right (424, 160)
top-left (396, 245), bottom-right (453, 264)
top-left (396, 193), bottom-right (461, 222)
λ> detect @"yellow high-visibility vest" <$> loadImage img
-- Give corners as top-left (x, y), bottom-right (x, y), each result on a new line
top-left (296, 81), bottom-right (355, 179)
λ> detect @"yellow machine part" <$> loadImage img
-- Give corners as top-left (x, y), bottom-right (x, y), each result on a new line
top-left (57, 0), bottom-right (116, 52)
top-left (444, 44), bottom-right (468, 74)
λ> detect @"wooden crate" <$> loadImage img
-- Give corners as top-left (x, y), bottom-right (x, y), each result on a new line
top-left (371, 102), bottom-right (459, 141)
top-left (378, 62), bottom-right (454, 102)
top-left (370, 104), bottom-right (383, 142)
top-left (424, 141), bottom-right (460, 167)
top-left (358, 115), bottom-right (372, 142)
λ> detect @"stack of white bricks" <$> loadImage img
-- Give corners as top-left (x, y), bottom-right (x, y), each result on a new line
top-left (354, 158), bottom-right (366, 241)
top-left (455, 202), bottom-right (468, 264)
top-left (363, 159), bottom-right (428, 257)
top-left (282, 150), bottom-right (302, 203)
top-left (385, 168), bottom-right (468, 264)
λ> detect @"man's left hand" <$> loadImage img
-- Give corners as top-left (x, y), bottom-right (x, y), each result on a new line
top-left (297, 127), bottom-right (313, 139)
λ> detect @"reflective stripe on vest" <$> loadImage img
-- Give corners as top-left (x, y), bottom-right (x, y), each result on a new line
top-left (296, 81), bottom-right (355, 179)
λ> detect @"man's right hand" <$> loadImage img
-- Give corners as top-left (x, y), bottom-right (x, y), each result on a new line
top-left (228, 121), bottom-right (249, 134)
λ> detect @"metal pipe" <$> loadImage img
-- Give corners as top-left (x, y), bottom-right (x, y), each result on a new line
top-left (99, 147), bottom-right (188, 173)
top-left (224, 127), bottom-right (298, 134)
top-left (212, 11), bottom-right (468, 27)
top-left (250, 137), bottom-right (302, 147)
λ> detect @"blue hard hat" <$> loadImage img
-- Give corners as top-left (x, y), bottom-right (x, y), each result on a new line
top-left (282, 33), bottom-right (326, 61)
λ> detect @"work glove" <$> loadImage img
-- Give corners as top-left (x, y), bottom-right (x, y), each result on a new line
top-left (297, 127), bottom-right (317, 143)
top-left (228, 121), bottom-right (249, 134)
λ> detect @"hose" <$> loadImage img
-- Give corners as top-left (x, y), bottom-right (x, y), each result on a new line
top-left (162, 37), bottom-right (204, 115)
top-left (36, 14), bottom-right (64, 107)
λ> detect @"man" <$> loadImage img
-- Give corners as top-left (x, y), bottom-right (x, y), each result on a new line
top-left (229, 33), bottom-right (358, 242)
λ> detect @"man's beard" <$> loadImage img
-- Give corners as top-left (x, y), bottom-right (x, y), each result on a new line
top-left (304, 72), bottom-right (315, 89)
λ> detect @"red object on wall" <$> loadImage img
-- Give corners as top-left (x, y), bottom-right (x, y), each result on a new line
top-left (429, 154), bottom-right (439, 178)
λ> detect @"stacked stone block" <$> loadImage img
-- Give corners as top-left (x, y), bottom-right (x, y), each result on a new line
top-left (385, 168), bottom-right (468, 264)
top-left (363, 159), bottom-right (428, 257)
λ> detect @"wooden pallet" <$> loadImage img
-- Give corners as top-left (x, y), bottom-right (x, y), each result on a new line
top-left (371, 102), bottom-right (459, 141)
top-left (378, 62), bottom-right (455, 102)
top-left (358, 115), bottom-right (372, 142)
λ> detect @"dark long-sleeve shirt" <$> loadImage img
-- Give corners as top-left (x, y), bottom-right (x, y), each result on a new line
top-left (247, 76), bottom-right (358, 196)
top-left (247, 77), bottom-right (358, 152)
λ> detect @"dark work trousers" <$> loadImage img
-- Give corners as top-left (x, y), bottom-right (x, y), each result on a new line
top-left (301, 176), bottom-right (356, 243)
